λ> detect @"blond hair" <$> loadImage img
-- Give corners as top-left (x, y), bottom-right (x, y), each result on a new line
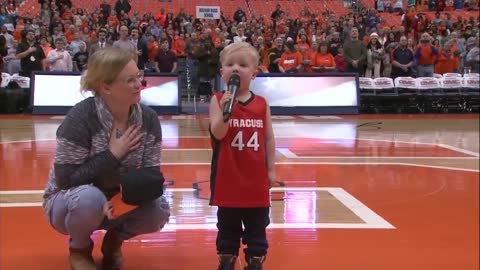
top-left (80, 47), bottom-right (133, 95)
top-left (219, 42), bottom-right (260, 67)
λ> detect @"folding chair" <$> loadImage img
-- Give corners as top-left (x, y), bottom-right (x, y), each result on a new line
top-left (463, 74), bottom-right (480, 112)
top-left (417, 77), bottom-right (442, 113)
top-left (373, 77), bottom-right (397, 113)
top-left (440, 76), bottom-right (464, 112)
top-left (358, 77), bottom-right (376, 113)
top-left (395, 77), bottom-right (419, 112)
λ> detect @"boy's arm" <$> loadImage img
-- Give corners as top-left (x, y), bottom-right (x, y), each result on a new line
top-left (264, 104), bottom-right (276, 186)
top-left (209, 94), bottom-right (230, 140)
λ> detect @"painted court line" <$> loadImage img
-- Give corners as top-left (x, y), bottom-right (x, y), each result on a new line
top-left (327, 187), bottom-right (395, 229)
top-left (275, 148), bottom-right (478, 160)
top-left (0, 188), bottom-right (395, 230)
top-left (157, 162), bottom-right (479, 172)
top-left (1, 136), bottom-right (479, 159)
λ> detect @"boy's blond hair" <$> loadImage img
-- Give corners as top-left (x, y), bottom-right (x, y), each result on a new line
top-left (219, 42), bottom-right (260, 67)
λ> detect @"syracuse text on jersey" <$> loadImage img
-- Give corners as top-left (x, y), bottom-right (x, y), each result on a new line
top-left (229, 118), bottom-right (264, 128)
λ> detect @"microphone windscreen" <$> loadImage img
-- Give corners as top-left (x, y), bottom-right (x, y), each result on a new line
top-left (228, 73), bottom-right (241, 88)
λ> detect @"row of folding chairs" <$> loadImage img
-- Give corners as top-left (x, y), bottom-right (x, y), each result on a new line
top-left (359, 74), bottom-right (479, 113)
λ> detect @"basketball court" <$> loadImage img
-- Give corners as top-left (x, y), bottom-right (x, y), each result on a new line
top-left (0, 113), bottom-right (478, 270)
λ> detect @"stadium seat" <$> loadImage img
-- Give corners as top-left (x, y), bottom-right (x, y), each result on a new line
top-left (462, 73), bottom-right (480, 112)
top-left (417, 77), bottom-right (443, 112)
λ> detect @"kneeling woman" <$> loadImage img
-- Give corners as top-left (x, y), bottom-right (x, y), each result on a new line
top-left (42, 47), bottom-right (170, 270)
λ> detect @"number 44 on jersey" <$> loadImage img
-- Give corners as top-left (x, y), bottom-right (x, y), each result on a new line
top-left (231, 131), bottom-right (260, 151)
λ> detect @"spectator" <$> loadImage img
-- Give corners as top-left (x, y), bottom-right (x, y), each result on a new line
top-left (344, 27), bottom-right (367, 75)
top-left (154, 39), bottom-right (177, 73)
top-left (89, 29), bottom-right (111, 56)
top-left (47, 37), bottom-right (73, 71)
top-left (391, 36), bottom-right (414, 78)
top-left (415, 32), bottom-right (439, 77)
top-left (113, 25), bottom-right (137, 63)
top-left (312, 42), bottom-right (336, 73)
top-left (267, 37), bottom-right (284, 73)
top-left (73, 41), bottom-right (88, 72)
top-left (365, 32), bottom-right (385, 78)
top-left (335, 44), bottom-right (346, 72)
top-left (15, 29), bottom-right (45, 77)
top-left (278, 41), bottom-right (303, 73)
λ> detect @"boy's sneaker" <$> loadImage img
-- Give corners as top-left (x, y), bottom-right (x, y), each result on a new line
top-left (217, 254), bottom-right (237, 270)
top-left (244, 256), bottom-right (265, 270)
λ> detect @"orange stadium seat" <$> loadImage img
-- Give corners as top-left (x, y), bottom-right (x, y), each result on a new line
top-left (16, 0), bottom-right (476, 23)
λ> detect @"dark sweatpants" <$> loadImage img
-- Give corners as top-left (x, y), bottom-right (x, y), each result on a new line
top-left (216, 207), bottom-right (270, 259)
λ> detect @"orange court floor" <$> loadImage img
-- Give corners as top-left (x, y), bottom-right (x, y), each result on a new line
top-left (0, 113), bottom-right (478, 270)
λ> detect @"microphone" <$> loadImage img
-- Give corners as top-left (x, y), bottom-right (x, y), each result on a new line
top-left (223, 73), bottom-right (241, 122)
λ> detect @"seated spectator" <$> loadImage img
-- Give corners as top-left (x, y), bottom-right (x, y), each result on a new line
top-left (278, 41), bottom-right (303, 73)
top-left (312, 42), bottom-right (336, 73)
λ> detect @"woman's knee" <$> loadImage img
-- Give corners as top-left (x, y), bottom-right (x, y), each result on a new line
top-left (65, 185), bottom-right (107, 223)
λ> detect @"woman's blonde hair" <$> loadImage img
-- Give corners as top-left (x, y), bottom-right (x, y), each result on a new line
top-left (80, 47), bottom-right (133, 95)
top-left (219, 42), bottom-right (260, 67)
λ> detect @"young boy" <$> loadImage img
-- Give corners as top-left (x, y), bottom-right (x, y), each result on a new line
top-left (208, 42), bottom-right (276, 270)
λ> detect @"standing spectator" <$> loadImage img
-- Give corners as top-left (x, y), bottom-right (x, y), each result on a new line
top-left (270, 4), bottom-right (283, 29)
top-left (100, 0), bottom-right (111, 18)
top-left (130, 28), bottom-right (148, 70)
top-left (196, 38), bottom-right (218, 99)
top-left (47, 38), bottom-right (73, 71)
top-left (73, 41), bottom-right (88, 72)
top-left (89, 29), bottom-right (111, 56)
top-left (312, 42), bottom-right (336, 73)
top-left (365, 33), bottom-right (385, 78)
top-left (233, 7), bottom-right (247, 24)
top-left (343, 27), bottom-right (367, 75)
top-left (114, 0), bottom-right (131, 18)
top-left (391, 36), bottom-right (414, 78)
top-left (154, 39), bottom-right (177, 73)
top-left (415, 33), bottom-right (438, 77)
top-left (267, 37), bottom-right (284, 73)
top-left (434, 42), bottom-right (460, 74)
top-left (15, 29), bottom-right (45, 77)
top-left (113, 25), bottom-right (137, 63)
top-left (335, 44), bottom-right (346, 72)
top-left (463, 36), bottom-right (479, 73)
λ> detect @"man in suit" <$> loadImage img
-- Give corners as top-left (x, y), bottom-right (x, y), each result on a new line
top-left (130, 28), bottom-right (148, 70)
top-left (89, 29), bottom-right (111, 56)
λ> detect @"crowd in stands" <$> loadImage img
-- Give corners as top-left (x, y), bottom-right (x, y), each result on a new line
top-left (0, 0), bottom-right (478, 94)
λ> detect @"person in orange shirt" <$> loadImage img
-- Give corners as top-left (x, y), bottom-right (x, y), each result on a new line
top-left (173, 33), bottom-right (186, 57)
top-left (298, 37), bottom-right (315, 72)
top-left (278, 42), bottom-right (303, 73)
top-left (40, 36), bottom-right (53, 70)
top-left (296, 34), bottom-right (310, 52)
top-left (434, 44), bottom-right (459, 74)
top-left (415, 33), bottom-right (438, 77)
top-left (146, 35), bottom-right (160, 62)
top-left (303, 40), bottom-right (319, 73)
top-left (312, 42), bottom-right (336, 73)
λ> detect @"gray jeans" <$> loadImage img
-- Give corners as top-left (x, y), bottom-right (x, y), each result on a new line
top-left (417, 65), bottom-right (434, 77)
top-left (44, 185), bottom-right (170, 249)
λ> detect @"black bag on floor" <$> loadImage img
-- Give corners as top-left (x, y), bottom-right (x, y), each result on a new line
top-left (0, 81), bottom-right (25, 114)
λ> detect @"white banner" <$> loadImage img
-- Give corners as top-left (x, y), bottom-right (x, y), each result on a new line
top-left (196, 6), bottom-right (221, 19)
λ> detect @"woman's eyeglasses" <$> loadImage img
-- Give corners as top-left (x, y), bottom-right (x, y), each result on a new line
top-left (122, 72), bottom-right (144, 86)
